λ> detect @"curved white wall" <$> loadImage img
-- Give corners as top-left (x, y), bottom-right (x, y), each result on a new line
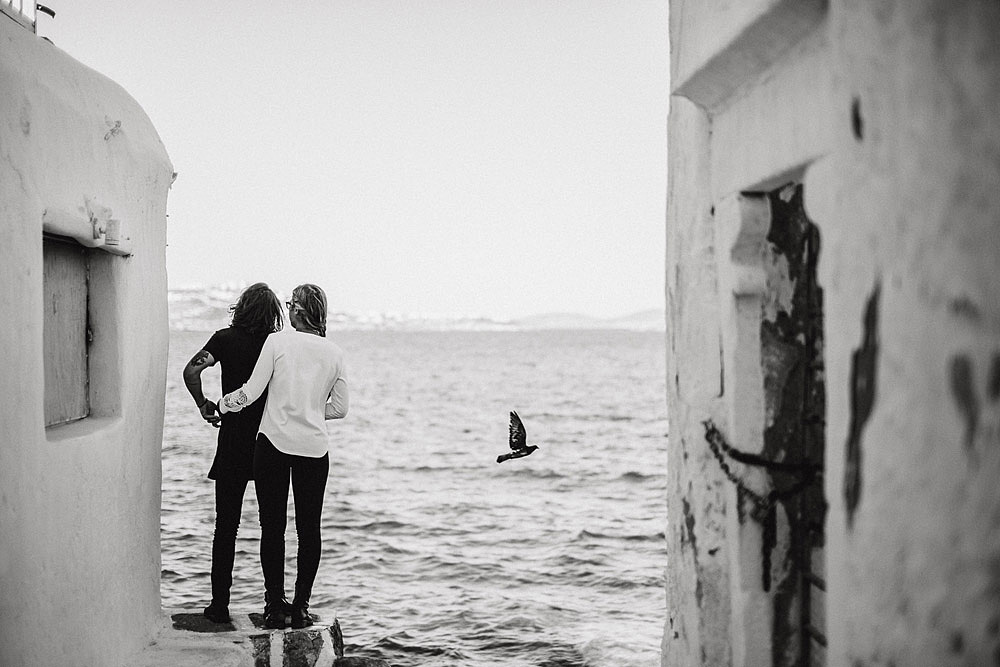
top-left (0, 19), bottom-right (173, 667)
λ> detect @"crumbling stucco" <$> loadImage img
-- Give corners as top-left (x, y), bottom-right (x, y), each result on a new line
top-left (665, 1), bottom-right (1000, 666)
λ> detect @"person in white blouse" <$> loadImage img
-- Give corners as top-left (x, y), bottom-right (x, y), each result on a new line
top-left (219, 283), bottom-right (349, 629)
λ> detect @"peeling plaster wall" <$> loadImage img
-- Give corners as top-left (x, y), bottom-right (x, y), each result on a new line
top-left (817, 2), bottom-right (1000, 665)
top-left (663, 94), bottom-right (731, 666)
top-left (666, 0), bottom-right (1000, 666)
top-left (0, 19), bottom-right (173, 667)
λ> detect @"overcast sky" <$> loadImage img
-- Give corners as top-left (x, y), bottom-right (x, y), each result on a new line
top-left (41, 1), bottom-right (669, 319)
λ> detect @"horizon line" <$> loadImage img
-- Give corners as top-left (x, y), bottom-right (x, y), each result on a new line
top-left (168, 284), bottom-right (664, 324)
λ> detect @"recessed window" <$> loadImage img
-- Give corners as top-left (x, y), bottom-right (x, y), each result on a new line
top-left (41, 207), bottom-right (128, 434)
top-left (42, 235), bottom-right (91, 427)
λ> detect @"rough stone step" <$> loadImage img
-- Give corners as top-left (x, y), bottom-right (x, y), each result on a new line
top-left (163, 611), bottom-right (391, 667)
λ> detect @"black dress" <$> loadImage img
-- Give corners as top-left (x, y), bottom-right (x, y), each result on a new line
top-left (203, 327), bottom-right (269, 481)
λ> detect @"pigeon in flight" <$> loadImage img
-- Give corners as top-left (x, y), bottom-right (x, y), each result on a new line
top-left (496, 411), bottom-right (539, 463)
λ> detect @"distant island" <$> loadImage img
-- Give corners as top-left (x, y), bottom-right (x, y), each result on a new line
top-left (168, 286), bottom-right (664, 332)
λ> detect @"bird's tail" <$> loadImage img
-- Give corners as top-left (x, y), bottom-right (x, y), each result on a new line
top-left (496, 454), bottom-right (509, 464)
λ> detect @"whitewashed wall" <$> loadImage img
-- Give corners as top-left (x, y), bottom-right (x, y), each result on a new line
top-left (0, 18), bottom-right (173, 667)
top-left (665, 0), bottom-right (1000, 665)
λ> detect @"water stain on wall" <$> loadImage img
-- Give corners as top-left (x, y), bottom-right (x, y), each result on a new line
top-left (845, 283), bottom-right (880, 529)
top-left (949, 354), bottom-right (979, 451)
top-left (987, 353), bottom-right (1000, 403)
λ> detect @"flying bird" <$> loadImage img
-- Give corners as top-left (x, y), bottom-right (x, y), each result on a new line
top-left (496, 411), bottom-right (539, 463)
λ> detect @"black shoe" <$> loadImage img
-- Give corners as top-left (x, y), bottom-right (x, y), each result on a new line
top-left (263, 593), bottom-right (291, 629)
top-left (203, 603), bottom-right (231, 624)
top-left (263, 591), bottom-right (294, 614)
top-left (290, 602), bottom-right (314, 629)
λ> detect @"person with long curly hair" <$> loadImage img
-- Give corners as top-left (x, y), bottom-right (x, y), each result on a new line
top-left (219, 283), bottom-right (349, 629)
top-left (183, 282), bottom-right (285, 624)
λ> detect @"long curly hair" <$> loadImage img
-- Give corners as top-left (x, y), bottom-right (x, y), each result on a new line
top-left (291, 283), bottom-right (328, 337)
top-left (229, 283), bottom-right (284, 336)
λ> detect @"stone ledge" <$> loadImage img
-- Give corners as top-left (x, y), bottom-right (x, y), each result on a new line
top-left (130, 609), bottom-right (390, 667)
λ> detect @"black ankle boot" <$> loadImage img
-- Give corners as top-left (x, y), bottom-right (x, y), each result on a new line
top-left (289, 600), bottom-right (313, 629)
top-left (263, 591), bottom-right (291, 629)
top-left (203, 602), bottom-right (231, 624)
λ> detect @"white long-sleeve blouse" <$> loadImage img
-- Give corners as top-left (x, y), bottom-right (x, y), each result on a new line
top-left (219, 329), bottom-right (349, 458)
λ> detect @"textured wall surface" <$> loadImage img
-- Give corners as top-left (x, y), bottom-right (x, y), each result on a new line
top-left (665, 0), bottom-right (1000, 665)
top-left (818, 2), bottom-right (1000, 665)
top-left (0, 19), bottom-right (173, 667)
top-left (663, 93), bottom-right (730, 666)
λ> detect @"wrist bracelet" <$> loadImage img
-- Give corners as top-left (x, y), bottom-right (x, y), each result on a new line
top-left (196, 400), bottom-right (207, 408)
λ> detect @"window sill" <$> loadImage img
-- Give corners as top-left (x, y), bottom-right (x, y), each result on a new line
top-left (45, 415), bottom-right (123, 443)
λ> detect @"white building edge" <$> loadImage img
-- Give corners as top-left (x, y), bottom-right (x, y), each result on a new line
top-left (1, 10), bottom-right (173, 666)
top-left (665, 1), bottom-right (1000, 665)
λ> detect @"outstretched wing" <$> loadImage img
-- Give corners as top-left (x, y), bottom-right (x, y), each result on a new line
top-left (509, 411), bottom-right (527, 451)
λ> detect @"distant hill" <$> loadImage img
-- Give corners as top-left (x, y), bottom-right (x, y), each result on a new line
top-left (608, 309), bottom-right (666, 330)
top-left (511, 309), bottom-right (664, 331)
top-left (168, 286), bottom-right (664, 332)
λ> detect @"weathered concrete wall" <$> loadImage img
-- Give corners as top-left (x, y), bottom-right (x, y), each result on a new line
top-left (663, 93), bottom-right (730, 666)
top-left (665, 3), bottom-right (834, 664)
top-left (665, 0), bottom-right (1000, 665)
top-left (0, 18), bottom-right (173, 667)
top-left (816, 2), bottom-right (1000, 665)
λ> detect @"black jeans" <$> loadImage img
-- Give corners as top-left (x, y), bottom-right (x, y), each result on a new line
top-left (253, 434), bottom-right (329, 605)
top-left (210, 476), bottom-right (250, 607)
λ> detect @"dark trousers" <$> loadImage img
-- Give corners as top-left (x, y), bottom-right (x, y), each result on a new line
top-left (211, 476), bottom-right (250, 606)
top-left (253, 434), bottom-right (329, 605)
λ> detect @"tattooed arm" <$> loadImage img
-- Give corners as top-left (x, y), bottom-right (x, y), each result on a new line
top-left (183, 349), bottom-right (221, 426)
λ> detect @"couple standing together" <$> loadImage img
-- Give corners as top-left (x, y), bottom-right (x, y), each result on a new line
top-left (183, 282), bottom-right (349, 629)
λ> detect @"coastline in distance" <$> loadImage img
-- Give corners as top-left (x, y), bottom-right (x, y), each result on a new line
top-left (168, 287), bottom-right (664, 332)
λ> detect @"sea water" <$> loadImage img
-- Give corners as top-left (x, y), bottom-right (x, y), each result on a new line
top-left (163, 328), bottom-right (668, 666)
